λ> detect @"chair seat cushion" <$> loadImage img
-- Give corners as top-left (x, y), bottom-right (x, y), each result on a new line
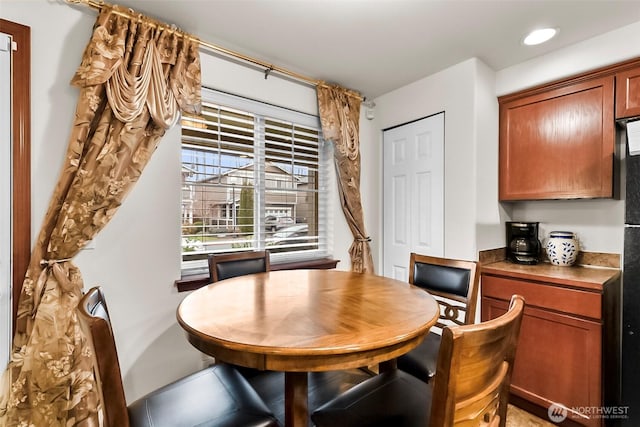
top-left (127, 363), bottom-right (279, 427)
top-left (397, 331), bottom-right (441, 382)
top-left (311, 370), bottom-right (432, 427)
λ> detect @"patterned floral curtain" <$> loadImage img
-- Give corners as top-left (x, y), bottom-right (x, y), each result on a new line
top-left (317, 84), bottom-right (374, 274)
top-left (0, 5), bottom-right (201, 426)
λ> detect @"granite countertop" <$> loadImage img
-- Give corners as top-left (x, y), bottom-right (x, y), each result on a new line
top-left (479, 248), bottom-right (621, 291)
top-left (481, 260), bottom-right (620, 291)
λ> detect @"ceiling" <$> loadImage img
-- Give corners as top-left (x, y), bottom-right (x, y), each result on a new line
top-left (109, 0), bottom-right (640, 99)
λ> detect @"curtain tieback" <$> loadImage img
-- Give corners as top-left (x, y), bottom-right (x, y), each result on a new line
top-left (40, 258), bottom-right (73, 268)
top-left (357, 237), bottom-right (371, 243)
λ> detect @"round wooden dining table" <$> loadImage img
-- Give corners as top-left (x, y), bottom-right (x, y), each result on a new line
top-left (176, 269), bottom-right (439, 427)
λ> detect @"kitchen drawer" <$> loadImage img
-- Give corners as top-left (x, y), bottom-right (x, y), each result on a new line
top-left (482, 275), bottom-right (602, 320)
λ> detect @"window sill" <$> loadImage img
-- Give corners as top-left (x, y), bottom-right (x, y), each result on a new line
top-left (175, 258), bottom-right (341, 292)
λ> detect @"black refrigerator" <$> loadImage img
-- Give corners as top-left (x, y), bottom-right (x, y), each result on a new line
top-left (623, 137), bottom-right (640, 425)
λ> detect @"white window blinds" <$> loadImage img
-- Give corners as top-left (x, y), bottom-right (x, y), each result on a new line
top-left (180, 89), bottom-right (330, 273)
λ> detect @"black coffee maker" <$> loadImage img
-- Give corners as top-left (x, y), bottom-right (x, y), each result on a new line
top-left (506, 222), bottom-right (541, 265)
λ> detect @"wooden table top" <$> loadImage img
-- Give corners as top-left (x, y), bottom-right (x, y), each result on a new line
top-left (177, 269), bottom-right (440, 371)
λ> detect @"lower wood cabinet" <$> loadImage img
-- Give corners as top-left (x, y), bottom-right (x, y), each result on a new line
top-left (481, 269), bottom-right (621, 427)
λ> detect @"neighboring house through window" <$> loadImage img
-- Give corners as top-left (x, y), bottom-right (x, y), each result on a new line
top-left (180, 89), bottom-right (330, 273)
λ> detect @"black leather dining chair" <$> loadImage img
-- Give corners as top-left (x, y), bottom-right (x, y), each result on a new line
top-left (207, 250), bottom-right (271, 377)
top-left (208, 250), bottom-right (270, 282)
top-left (396, 253), bottom-right (480, 383)
top-left (312, 295), bottom-right (525, 427)
top-left (77, 286), bottom-right (279, 427)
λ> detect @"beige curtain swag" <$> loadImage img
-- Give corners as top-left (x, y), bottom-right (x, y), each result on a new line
top-left (0, 5), bottom-right (201, 426)
top-left (317, 84), bottom-right (374, 274)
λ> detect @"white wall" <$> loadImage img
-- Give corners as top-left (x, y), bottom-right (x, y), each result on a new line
top-left (474, 60), bottom-right (507, 252)
top-left (496, 21), bottom-right (640, 97)
top-left (494, 21), bottom-right (640, 254)
top-left (5, 0), bottom-right (640, 404)
top-left (1, 0), bottom-right (200, 401)
top-left (369, 59), bottom-right (481, 262)
top-left (364, 20), bottom-right (640, 267)
top-left (0, 0), bottom-right (363, 402)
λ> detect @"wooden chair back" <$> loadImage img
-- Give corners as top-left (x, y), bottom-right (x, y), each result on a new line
top-left (208, 250), bottom-right (270, 282)
top-left (76, 286), bottom-right (130, 427)
top-left (429, 294), bottom-right (525, 427)
top-left (409, 253), bottom-right (480, 331)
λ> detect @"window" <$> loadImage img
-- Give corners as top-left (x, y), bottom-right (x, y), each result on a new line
top-left (180, 89), bottom-right (330, 273)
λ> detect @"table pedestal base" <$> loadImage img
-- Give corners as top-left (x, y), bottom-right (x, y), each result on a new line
top-left (285, 372), bottom-right (308, 427)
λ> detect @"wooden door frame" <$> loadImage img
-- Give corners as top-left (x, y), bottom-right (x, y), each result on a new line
top-left (0, 19), bottom-right (31, 332)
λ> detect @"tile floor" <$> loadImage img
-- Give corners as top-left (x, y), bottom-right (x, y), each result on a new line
top-left (507, 404), bottom-right (557, 427)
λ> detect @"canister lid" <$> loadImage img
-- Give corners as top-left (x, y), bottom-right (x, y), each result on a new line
top-left (549, 231), bottom-right (575, 238)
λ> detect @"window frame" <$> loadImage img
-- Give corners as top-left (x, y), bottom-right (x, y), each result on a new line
top-left (180, 88), bottom-right (332, 275)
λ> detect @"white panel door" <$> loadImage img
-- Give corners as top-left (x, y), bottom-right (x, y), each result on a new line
top-left (0, 32), bottom-right (12, 370)
top-left (383, 113), bottom-right (444, 281)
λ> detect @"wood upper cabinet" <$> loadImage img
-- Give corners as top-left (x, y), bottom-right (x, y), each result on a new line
top-left (499, 75), bottom-right (615, 200)
top-left (616, 66), bottom-right (640, 119)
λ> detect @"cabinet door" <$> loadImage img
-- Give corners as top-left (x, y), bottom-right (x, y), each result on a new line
top-left (499, 76), bottom-right (615, 200)
top-left (616, 67), bottom-right (640, 119)
top-left (483, 297), bottom-right (602, 427)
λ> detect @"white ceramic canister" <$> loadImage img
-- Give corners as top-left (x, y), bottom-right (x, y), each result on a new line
top-left (546, 231), bottom-right (579, 266)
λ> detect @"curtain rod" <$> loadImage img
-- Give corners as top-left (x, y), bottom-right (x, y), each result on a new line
top-left (64, 0), bottom-right (364, 101)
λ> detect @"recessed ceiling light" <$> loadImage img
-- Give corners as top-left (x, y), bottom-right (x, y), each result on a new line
top-left (523, 28), bottom-right (558, 46)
